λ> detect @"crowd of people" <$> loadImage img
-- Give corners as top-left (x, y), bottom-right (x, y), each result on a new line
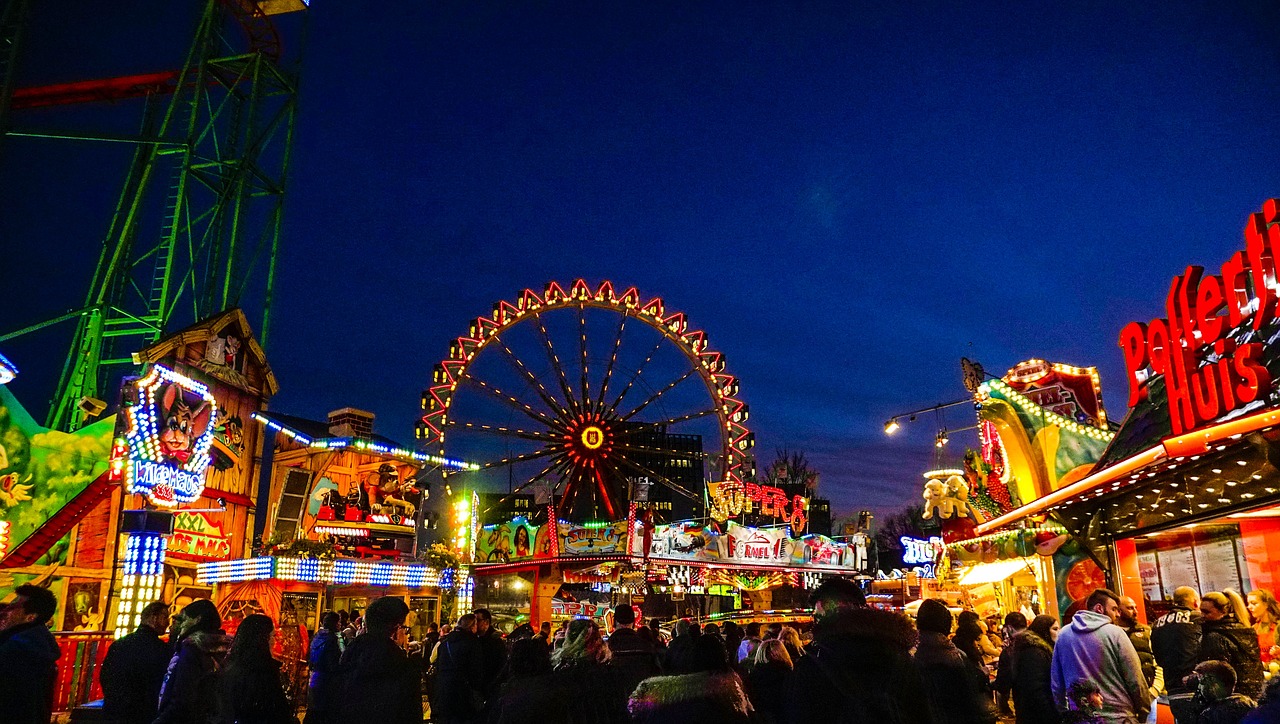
top-left (12, 578), bottom-right (1280, 723)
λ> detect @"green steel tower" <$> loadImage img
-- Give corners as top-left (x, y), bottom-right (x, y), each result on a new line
top-left (0, 0), bottom-right (307, 431)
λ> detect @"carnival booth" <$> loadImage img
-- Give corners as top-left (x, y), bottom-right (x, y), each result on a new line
top-left (976, 200), bottom-right (1280, 627)
top-left (920, 352), bottom-right (1117, 621)
top-left (196, 406), bottom-right (480, 642)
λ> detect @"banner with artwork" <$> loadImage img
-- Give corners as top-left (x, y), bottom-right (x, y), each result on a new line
top-left (648, 521), bottom-right (723, 562)
top-left (0, 386), bottom-right (113, 571)
top-left (475, 518), bottom-right (547, 562)
top-left (724, 522), bottom-right (791, 565)
top-left (558, 521), bottom-right (629, 556)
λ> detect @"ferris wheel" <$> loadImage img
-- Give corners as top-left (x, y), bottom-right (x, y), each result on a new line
top-left (418, 280), bottom-right (754, 522)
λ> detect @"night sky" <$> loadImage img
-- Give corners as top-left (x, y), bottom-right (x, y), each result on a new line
top-left (5, 1), bottom-right (1280, 521)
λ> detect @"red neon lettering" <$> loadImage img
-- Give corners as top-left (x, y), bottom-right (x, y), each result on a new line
top-left (1119, 200), bottom-right (1278, 434)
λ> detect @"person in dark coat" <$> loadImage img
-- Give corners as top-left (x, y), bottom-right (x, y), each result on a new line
top-left (1190, 660), bottom-right (1257, 724)
top-left (1242, 674), bottom-right (1280, 724)
top-left (101, 600), bottom-right (171, 724)
top-left (1008, 614), bottom-right (1060, 724)
top-left (155, 598), bottom-right (231, 724)
top-left (747, 639), bottom-right (793, 724)
top-left (992, 612), bottom-right (1027, 717)
top-left (433, 613), bottom-right (486, 724)
top-left (663, 619), bottom-right (698, 673)
top-left (486, 637), bottom-right (556, 724)
top-left (914, 599), bottom-right (997, 724)
top-left (607, 603), bottom-right (661, 696)
top-left (1153, 586), bottom-right (1204, 694)
top-left (1119, 595), bottom-right (1159, 693)
top-left (335, 596), bottom-right (421, 724)
top-left (784, 578), bottom-right (933, 724)
top-left (305, 611), bottom-right (343, 724)
top-left (1200, 591), bottom-right (1266, 700)
top-left (629, 631), bottom-right (750, 724)
top-left (220, 614), bottom-right (293, 724)
top-left (474, 608), bottom-right (508, 703)
top-left (0, 584), bottom-right (61, 724)
top-left (550, 618), bottom-right (631, 724)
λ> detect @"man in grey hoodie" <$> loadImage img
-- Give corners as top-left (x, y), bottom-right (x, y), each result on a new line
top-left (1051, 588), bottom-right (1152, 724)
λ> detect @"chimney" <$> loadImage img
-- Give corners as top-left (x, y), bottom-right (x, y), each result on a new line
top-left (328, 407), bottom-right (375, 438)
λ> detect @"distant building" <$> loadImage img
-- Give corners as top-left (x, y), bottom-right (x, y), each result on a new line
top-left (620, 423), bottom-right (705, 524)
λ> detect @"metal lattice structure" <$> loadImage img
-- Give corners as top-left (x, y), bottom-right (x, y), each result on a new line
top-left (1, 0), bottom-right (305, 431)
top-left (419, 280), bottom-right (755, 522)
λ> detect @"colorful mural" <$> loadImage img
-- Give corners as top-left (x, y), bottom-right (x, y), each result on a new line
top-left (0, 386), bottom-right (114, 576)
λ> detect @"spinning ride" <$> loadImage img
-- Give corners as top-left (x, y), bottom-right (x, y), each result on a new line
top-left (419, 280), bottom-right (754, 522)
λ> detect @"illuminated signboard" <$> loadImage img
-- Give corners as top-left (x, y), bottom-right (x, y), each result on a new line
top-left (708, 480), bottom-right (808, 530)
top-left (124, 365), bottom-right (218, 507)
top-left (1120, 200), bottom-right (1279, 435)
top-left (167, 511), bottom-right (232, 561)
top-left (901, 536), bottom-right (942, 564)
top-left (901, 536), bottom-right (942, 579)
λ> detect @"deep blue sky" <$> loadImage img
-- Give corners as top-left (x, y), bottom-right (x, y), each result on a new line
top-left (5, 1), bottom-right (1280, 520)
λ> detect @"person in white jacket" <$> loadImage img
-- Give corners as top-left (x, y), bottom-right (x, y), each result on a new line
top-left (1051, 588), bottom-right (1152, 724)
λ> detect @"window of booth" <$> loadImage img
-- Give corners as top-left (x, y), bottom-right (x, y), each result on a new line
top-left (1120, 509), bottom-right (1280, 620)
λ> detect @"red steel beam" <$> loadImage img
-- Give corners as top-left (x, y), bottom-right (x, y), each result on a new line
top-left (12, 71), bottom-right (179, 110)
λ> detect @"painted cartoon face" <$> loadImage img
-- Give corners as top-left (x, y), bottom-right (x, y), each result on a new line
top-left (159, 384), bottom-right (211, 463)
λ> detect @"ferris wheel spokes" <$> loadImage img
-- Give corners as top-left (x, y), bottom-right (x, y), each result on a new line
top-left (594, 312), bottom-right (629, 413)
top-left (604, 335), bottom-right (666, 415)
top-left (489, 332), bottom-right (574, 420)
top-left (607, 454), bottom-right (700, 502)
top-left (619, 365), bottom-right (701, 422)
top-left (445, 421), bottom-right (561, 443)
top-left (462, 376), bottom-right (567, 430)
top-left (532, 312), bottom-right (581, 417)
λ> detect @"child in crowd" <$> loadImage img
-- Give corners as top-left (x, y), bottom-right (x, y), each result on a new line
top-left (1061, 680), bottom-right (1106, 724)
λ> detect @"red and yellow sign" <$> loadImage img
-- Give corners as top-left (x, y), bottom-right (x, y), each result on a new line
top-left (167, 511), bottom-right (232, 561)
top-left (1120, 201), bottom-right (1279, 435)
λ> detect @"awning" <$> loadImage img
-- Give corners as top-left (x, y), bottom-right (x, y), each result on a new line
top-left (957, 558), bottom-right (1035, 586)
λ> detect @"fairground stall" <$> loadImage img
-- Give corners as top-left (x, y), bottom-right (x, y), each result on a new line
top-left (0, 309), bottom-right (275, 711)
top-left (977, 199), bottom-right (1280, 627)
top-left (914, 355), bottom-right (1116, 620)
top-left (197, 405), bottom-right (480, 644)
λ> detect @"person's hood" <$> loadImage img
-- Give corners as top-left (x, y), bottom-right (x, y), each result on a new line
top-left (2, 621), bottom-right (59, 663)
top-left (1010, 629), bottom-right (1053, 655)
top-left (815, 606), bottom-right (918, 654)
top-left (1071, 609), bottom-right (1115, 633)
top-left (182, 629), bottom-right (231, 657)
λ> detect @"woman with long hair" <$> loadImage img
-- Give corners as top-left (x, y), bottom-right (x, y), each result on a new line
top-left (777, 626), bottom-right (804, 662)
top-left (953, 611), bottom-right (988, 667)
top-left (746, 640), bottom-right (792, 724)
top-left (1009, 614), bottom-right (1060, 724)
top-left (220, 614), bottom-right (292, 724)
top-left (1248, 589), bottom-right (1280, 664)
top-left (1200, 590), bottom-right (1265, 698)
top-left (553, 618), bottom-right (609, 669)
top-left (155, 599), bottom-right (231, 724)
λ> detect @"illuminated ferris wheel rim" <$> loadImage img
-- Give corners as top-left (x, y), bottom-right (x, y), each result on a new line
top-left (418, 279), bottom-right (754, 487)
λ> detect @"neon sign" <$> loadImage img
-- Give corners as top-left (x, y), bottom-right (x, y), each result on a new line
top-left (1120, 200), bottom-right (1279, 434)
top-left (167, 511), bottom-right (232, 561)
top-left (581, 426), bottom-right (604, 450)
top-left (901, 536), bottom-right (942, 565)
top-left (124, 365), bottom-right (218, 507)
top-left (708, 480), bottom-right (808, 530)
